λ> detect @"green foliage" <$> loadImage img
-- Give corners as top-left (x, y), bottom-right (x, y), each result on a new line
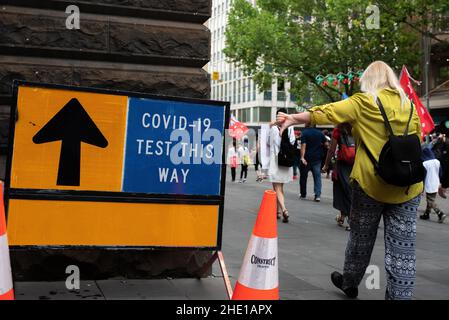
top-left (224, 0), bottom-right (448, 103)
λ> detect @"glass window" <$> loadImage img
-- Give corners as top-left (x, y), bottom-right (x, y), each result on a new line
top-left (237, 80), bottom-right (241, 104)
top-left (253, 81), bottom-right (256, 100)
top-left (277, 91), bottom-right (286, 101)
top-left (238, 108), bottom-right (250, 123)
top-left (277, 79), bottom-right (284, 91)
top-left (252, 108), bottom-right (259, 123)
top-left (225, 83), bottom-right (229, 101)
top-left (259, 107), bottom-right (272, 122)
top-left (242, 80), bottom-right (246, 103)
top-left (264, 91), bottom-right (272, 101)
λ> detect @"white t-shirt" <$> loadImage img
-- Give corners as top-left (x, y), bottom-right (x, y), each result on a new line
top-left (237, 146), bottom-right (250, 164)
top-left (423, 159), bottom-right (440, 193)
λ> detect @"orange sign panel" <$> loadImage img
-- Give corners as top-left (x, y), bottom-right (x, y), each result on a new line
top-left (7, 200), bottom-right (219, 247)
top-left (10, 87), bottom-right (127, 191)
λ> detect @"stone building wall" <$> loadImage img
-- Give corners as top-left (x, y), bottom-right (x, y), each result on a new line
top-left (0, 0), bottom-right (214, 280)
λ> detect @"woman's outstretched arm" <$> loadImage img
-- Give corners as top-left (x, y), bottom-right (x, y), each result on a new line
top-left (276, 112), bottom-right (311, 135)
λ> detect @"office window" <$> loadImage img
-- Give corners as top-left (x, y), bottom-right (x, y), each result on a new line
top-left (237, 80), bottom-right (241, 103)
top-left (251, 107), bottom-right (271, 123)
top-left (253, 81), bottom-right (256, 100)
top-left (242, 79), bottom-right (247, 103)
top-left (238, 108), bottom-right (251, 123)
top-left (277, 78), bottom-right (286, 101)
top-left (259, 107), bottom-right (271, 122)
top-left (252, 108), bottom-right (258, 122)
top-left (277, 91), bottom-right (286, 101)
top-left (264, 91), bottom-right (272, 101)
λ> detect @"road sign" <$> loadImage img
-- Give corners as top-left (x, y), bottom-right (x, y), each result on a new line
top-left (33, 98), bottom-right (109, 186)
top-left (5, 82), bottom-right (229, 249)
top-left (122, 97), bottom-right (224, 196)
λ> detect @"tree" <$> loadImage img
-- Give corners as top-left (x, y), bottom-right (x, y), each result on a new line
top-left (224, 0), bottom-right (449, 103)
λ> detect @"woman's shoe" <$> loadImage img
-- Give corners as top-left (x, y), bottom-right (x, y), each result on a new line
top-left (282, 210), bottom-right (289, 223)
top-left (277, 212), bottom-right (282, 220)
top-left (336, 214), bottom-right (345, 227)
top-left (420, 212), bottom-right (430, 220)
top-left (330, 272), bottom-right (358, 299)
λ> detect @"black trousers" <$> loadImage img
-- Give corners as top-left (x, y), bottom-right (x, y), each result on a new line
top-left (231, 167), bottom-right (236, 181)
top-left (240, 164), bottom-right (248, 179)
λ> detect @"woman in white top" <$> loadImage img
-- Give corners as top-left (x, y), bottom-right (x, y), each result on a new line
top-left (227, 141), bottom-right (239, 182)
top-left (268, 108), bottom-right (296, 222)
top-left (238, 139), bottom-right (251, 183)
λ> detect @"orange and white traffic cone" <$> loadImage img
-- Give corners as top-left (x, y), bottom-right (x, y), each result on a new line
top-left (0, 182), bottom-right (14, 300)
top-left (232, 190), bottom-right (279, 300)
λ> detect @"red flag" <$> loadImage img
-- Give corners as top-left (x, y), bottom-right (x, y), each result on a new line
top-left (399, 66), bottom-right (435, 137)
top-left (229, 114), bottom-right (249, 140)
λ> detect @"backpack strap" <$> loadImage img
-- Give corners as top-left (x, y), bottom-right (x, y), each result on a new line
top-left (361, 140), bottom-right (379, 170)
top-left (376, 98), bottom-right (394, 136)
top-left (377, 98), bottom-right (415, 137)
top-left (403, 102), bottom-right (414, 136)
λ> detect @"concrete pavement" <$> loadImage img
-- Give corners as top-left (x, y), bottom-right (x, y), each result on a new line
top-left (13, 170), bottom-right (449, 300)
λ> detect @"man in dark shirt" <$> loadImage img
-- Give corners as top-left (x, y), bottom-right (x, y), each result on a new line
top-left (299, 124), bottom-right (327, 201)
top-left (435, 134), bottom-right (449, 198)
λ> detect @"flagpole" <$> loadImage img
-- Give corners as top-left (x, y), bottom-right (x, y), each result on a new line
top-left (424, 32), bottom-right (431, 112)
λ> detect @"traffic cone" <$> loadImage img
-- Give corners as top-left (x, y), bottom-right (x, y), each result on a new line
top-left (232, 190), bottom-right (279, 300)
top-left (0, 182), bottom-right (14, 300)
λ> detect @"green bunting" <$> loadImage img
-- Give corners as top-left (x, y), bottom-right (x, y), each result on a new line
top-left (315, 70), bottom-right (364, 87)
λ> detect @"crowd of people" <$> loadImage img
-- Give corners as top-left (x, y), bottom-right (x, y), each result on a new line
top-left (227, 61), bottom-right (448, 300)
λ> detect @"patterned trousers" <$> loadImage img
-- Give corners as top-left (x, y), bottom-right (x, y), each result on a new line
top-left (342, 183), bottom-right (420, 300)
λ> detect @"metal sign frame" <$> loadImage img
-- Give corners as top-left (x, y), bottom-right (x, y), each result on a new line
top-left (5, 80), bottom-right (230, 251)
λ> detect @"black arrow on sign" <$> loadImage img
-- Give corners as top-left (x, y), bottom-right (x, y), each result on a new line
top-left (33, 98), bottom-right (108, 186)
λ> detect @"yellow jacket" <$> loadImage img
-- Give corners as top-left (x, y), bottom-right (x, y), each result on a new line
top-left (309, 88), bottom-right (423, 204)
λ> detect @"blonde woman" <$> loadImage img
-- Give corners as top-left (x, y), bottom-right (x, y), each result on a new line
top-left (277, 61), bottom-right (423, 300)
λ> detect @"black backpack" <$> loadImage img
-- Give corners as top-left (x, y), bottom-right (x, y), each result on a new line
top-left (278, 128), bottom-right (296, 167)
top-left (363, 98), bottom-right (425, 191)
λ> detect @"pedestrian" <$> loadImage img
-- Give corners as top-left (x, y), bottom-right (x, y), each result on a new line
top-left (268, 108), bottom-right (296, 223)
top-left (254, 137), bottom-right (264, 183)
top-left (420, 147), bottom-right (446, 223)
top-left (433, 134), bottom-right (449, 199)
top-left (321, 129), bottom-right (332, 179)
top-left (227, 141), bottom-right (238, 182)
top-left (276, 61), bottom-right (424, 300)
top-left (238, 139), bottom-right (251, 183)
top-left (292, 131), bottom-right (301, 180)
top-left (322, 123), bottom-right (355, 231)
top-left (299, 124), bottom-right (327, 202)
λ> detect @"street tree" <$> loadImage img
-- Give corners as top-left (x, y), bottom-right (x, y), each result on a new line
top-left (224, 0), bottom-right (449, 103)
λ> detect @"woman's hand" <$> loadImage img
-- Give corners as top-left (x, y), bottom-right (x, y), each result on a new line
top-left (321, 165), bottom-right (328, 173)
top-left (276, 112), bottom-right (295, 135)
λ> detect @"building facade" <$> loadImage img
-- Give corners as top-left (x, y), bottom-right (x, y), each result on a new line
top-left (207, 0), bottom-right (298, 127)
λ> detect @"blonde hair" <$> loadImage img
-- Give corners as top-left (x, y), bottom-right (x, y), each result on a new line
top-left (360, 61), bottom-right (407, 107)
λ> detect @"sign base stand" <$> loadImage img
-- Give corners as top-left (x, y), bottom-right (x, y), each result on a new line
top-left (196, 251), bottom-right (233, 300)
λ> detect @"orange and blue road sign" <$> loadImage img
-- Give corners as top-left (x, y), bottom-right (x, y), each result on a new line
top-left (5, 81), bottom-right (229, 248)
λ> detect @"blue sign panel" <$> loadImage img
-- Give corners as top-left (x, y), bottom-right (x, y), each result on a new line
top-left (122, 98), bottom-right (225, 196)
